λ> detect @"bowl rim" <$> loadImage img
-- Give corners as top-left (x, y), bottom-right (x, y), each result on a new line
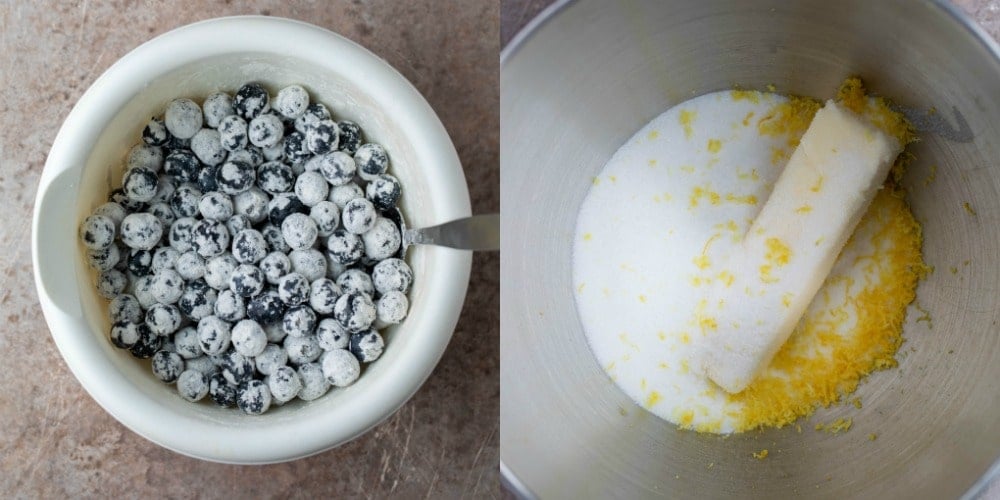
top-left (498, 0), bottom-right (1000, 497)
top-left (32, 15), bottom-right (472, 464)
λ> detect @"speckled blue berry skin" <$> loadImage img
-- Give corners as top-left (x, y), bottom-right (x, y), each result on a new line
top-left (165, 98), bottom-right (204, 139)
top-left (277, 273), bottom-right (310, 306)
top-left (215, 160), bottom-right (256, 195)
top-left (354, 143), bottom-right (389, 181)
top-left (267, 193), bottom-right (306, 226)
top-left (164, 150), bottom-right (201, 184)
top-left (282, 305), bottom-right (317, 337)
top-left (87, 244), bottom-right (121, 272)
top-left (256, 161), bottom-right (295, 194)
top-left (191, 219), bottom-right (230, 258)
top-left (336, 121), bottom-right (362, 155)
top-left (325, 228), bottom-right (364, 266)
top-left (221, 350), bottom-right (255, 386)
top-left (209, 372), bottom-right (238, 407)
top-left (111, 320), bottom-right (139, 349)
top-left (143, 117), bottom-right (170, 146)
top-left (336, 269), bottom-right (374, 298)
top-left (237, 379), bottom-right (272, 415)
top-left (306, 119), bottom-right (339, 155)
top-left (234, 83), bottom-right (270, 120)
top-left (334, 292), bottom-right (376, 333)
top-left (148, 202), bottom-right (176, 229)
top-left (249, 114), bottom-right (285, 149)
top-left (230, 264), bottom-right (265, 297)
top-left (169, 185), bottom-right (202, 218)
top-left (109, 188), bottom-right (146, 213)
top-left (366, 174), bottom-right (401, 212)
top-left (319, 151), bottom-right (356, 187)
top-left (293, 102), bottom-right (330, 134)
top-left (349, 329), bottom-right (384, 363)
top-left (246, 290), bottom-right (286, 324)
top-left (196, 164), bottom-right (219, 193)
top-left (218, 114), bottom-right (249, 152)
top-left (120, 213), bottom-right (163, 251)
top-left (123, 167), bottom-right (160, 203)
top-left (151, 350), bottom-right (185, 383)
top-left (177, 281), bottom-right (217, 321)
top-left (283, 131), bottom-right (311, 165)
top-left (232, 229), bottom-right (268, 265)
top-left (129, 323), bottom-right (162, 359)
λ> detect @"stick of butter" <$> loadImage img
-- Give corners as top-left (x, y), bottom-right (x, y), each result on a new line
top-left (695, 100), bottom-right (903, 394)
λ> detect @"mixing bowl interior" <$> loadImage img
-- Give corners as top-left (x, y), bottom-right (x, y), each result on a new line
top-left (500, 0), bottom-right (1000, 497)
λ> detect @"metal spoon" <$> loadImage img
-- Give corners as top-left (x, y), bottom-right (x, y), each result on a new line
top-left (397, 213), bottom-right (500, 258)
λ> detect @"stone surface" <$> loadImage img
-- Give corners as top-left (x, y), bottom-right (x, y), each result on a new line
top-left (0, 0), bottom-right (498, 497)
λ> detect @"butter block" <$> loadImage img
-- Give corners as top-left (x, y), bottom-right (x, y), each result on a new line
top-left (695, 100), bottom-right (903, 394)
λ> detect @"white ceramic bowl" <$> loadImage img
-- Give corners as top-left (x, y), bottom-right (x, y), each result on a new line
top-left (32, 16), bottom-right (471, 464)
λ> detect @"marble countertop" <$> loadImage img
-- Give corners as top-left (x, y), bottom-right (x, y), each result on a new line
top-left (0, 1), bottom-right (498, 497)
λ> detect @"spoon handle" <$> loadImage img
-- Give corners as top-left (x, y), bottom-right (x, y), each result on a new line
top-left (404, 214), bottom-right (500, 251)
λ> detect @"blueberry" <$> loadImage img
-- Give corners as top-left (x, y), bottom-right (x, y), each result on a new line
top-left (231, 229), bottom-right (268, 264)
top-left (173, 326), bottom-right (202, 359)
top-left (267, 193), bottom-right (305, 226)
top-left (150, 246), bottom-right (180, 274)
top-left (294, 102), bottom-right (331, 134)
top-left (349, 329), bottom-right (384, 363)
top-left (214, 289), bottom-right (246, 322)
top-left (281, 212), bottom-right (318, 251)
top-left (342, 198), bottom-right (377, 234)
top-left (294, 171), bottom-right (329, 207)
top-left (229, 264), bottom-right (265, 297)
top-left (256, 343), bottom-right (288, 376)
top-left (337, 121), bottom-right (362, 154)
top-left (237, 379), bottom-right (271, 415)
top-left (122, 167), bottom-right (159, 203)
top-left (246, 290), bottom-right (285, 324)
top-left (86, 244), bottom-right (121, 272)
top-left (177, 282), bottom-right (217, 321)
top-left (129, 323), bottom-right (162, 359)
top-left (191, 219), bottom-right (230, 258)
top-left (148, 201), bottom-right (176, 229)
top-left (177, 370), bottom-right (209, 401)
top-left (196, 164), bottom-right (219, 193)
top-left (282, 305), bottom-right (317, 337)
top-left (309, 201), bottom-right (340, 237)
top-left (231, 319), bottom-right (267, 357)
top-left (282, 131), bottom-right (311, 164)
top-left (146, 303), bottom-right (182, 336)
top-left (372, 258), bottom-right (412, 294)
top-left (143, 117), bottom-right (170, 146)
top-left (221, 350), bottom-right (255, 386)
top-left (256, 161), bottom-right (294, 194)
top-left (190, 128), bottom-right (228, 166)
top-left (175, 251), bottom-right (206, 281)
top-left (274, 85), bottom-right (310, 119)
top-left (354, 143), bottom-right (388, 181)
top-left (333, 292), bottom-right (376, 333)
top-left (197, 316), bottom-right (232, 356)
top-left (284, 333), bottom-right (321, 365)
top-left (249, 114), bottom-right (284, 149)
top-left (151, 350), bottom-right (185, 383)
top-left (150, 269), bottom-right (184, 304)
top-left (209, 372), bottom-right (238, 407)
top-left (169, 185), bottom-right (202, 218)
top-left (362, 217), bottom-right (402, 261)
top-left (168, 217), bottom-right (197, 253)
top-left (289, 249), bottom-right (327, 282)
top-left (109, 187), bottom-right (146, 213)
top-left (261, 225), bottom-right (291, 255)
top-left (233, 187), bottom-right (270, 224)
top-left (109, 294), bottom-right (142, 324)
top-left (366, 174), bottom-right (401, 211)
top-left (127, 143), bottom-right (165, 172)
top-left (198, 192), bottom-right (234, 221)
top-left (203, 92), bottom-right (235, 129)
top-left (328, 182), bottom-right (364, 209)
top-left (318, 151), bottom-right (356, 187)
top-left (325, 228), bottom-right (363, 266)
top-left (80, 214), bottom-right (116, 251)
top-left (120, 213), bottom-right (163, 251)
top-left (336, 269), bottom-right (374, 297)
top-left (215, 160), bottom-right (256, 195)
top-left (204, 254), bottom-right (239, 290)
top-left (234, 83), bottom-right (270, 120)
top-left (110, 320), bottom-right (140, 349)
top-left (309, 278), bottom-right (341, 315)
top-left (164, 98), bottom-right (203, 139)
top-left (306, 119), bottom-right (339, 154)
top-left (218, 114), bottom-right (249, 152)
top-left (316, 318), bottom-right (349, 351)
top-left (321, 349), bottom-right (361, 387)
top-left (225, 214), bottom-right (252, 237)
top-left (296, 362), bottom-right (330, 401)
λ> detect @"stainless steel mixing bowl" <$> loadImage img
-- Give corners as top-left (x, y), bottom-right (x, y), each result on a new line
top-left (500, 0), bottom-right (1000, 497)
